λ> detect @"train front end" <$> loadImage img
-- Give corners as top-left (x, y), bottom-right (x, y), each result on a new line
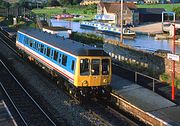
top-left (74, 54), bottom-right (112, 98)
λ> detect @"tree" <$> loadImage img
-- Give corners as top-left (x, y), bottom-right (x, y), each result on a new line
top-left (0, 0), bottom-right (10, 8)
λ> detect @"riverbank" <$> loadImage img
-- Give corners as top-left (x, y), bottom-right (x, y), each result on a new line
top-left (131, 22), bottom-right (163, 36)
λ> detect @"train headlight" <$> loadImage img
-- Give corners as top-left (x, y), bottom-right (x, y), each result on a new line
top-left (82, 80), bottom-right (88, 86)
top-left (103, 79), bottom-right (107, 83)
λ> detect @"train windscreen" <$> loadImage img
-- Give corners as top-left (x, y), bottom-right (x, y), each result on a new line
top-left (80, 58), bottom-right (110, 76)
top-left (102, 59), bottom-right (109, 75)
top-left (91, 59), bottom-right (100, 75)
top-left (80, 59), bottom-right (90, 75)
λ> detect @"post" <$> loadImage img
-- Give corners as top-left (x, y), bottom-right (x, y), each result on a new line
top-left (153, 79), bottom-right (155, 92)
top-left (135, 72), bottom-right (137, 83)
top-left (172, 23), bottom-right (176, 101)
top-left (120, 0), bottom-right (123, 45)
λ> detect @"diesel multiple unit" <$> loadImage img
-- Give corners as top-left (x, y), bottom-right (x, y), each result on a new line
top-left (16, 28), bottom-right (112, 98)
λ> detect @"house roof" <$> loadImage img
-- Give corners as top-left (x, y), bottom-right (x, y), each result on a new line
top-left (99, 2), bottom-right (137, 13)
top-left (137, 8), bottom-right (165, 15)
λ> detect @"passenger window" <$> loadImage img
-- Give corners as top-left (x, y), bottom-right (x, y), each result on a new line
top-left (29, 40), bottom-right (33, 47)
top-left (71, 60), bottom-right (75, 71)
top-left (91, 59), bottom-right (100, 75)
top-left (58, 54), bottom-right (61, 63)
top-left (24, 37), bottom-right (28, 44)
top-left (102, 59), bottom-right (109, 75)
top-left (62, 54), bottom-right (67, 66)
top-left (44, 48), bottom-right (47, 55)
top-left (40, 44), bottom-right (44, 53)
top-left (46, 47), bottom-right (51, 57)
top-left (53, 50), bottom-right (58, 61)
top-left (38, 44), bottom-right (41, 51)
top-left (35, 42), bottom-right (38, 50)
top-left (80, 59), bottom-right (90, 75)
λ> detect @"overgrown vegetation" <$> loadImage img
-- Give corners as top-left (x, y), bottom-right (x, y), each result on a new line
top-left (70, 32), bottom-right (104, 47)
top-left (160, 73), bottom-right (180, 89)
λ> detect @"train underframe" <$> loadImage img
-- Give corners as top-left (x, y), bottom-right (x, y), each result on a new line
top-left (18, 50), bottom-right (112, 101)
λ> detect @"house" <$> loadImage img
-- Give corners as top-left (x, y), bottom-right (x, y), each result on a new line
top-left (137, 8), bottom-right (165, 23)
top-left (95, 2), bottom-right (139, 26)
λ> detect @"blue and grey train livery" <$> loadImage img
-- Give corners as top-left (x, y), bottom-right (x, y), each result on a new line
top-left (16, 28), bottom-right (112, 98)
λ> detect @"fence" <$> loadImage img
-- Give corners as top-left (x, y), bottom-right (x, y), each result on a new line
top-left (112, 62), bottom-right (174, 101)
top-left (0, 7), bottom-right (29, 17)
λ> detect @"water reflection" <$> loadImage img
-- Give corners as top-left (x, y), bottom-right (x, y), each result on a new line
top-left (51, 19), bottom-right (180, 54)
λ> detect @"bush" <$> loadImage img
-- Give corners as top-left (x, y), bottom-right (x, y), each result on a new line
top-left (160, 73), bottom-right (169, 82)
top-left (173, 7), bottom-right (180, 17)
top-left (70, 32), bottom-right (104, 47)
top-left (176, 79), bottom-right (180, 89)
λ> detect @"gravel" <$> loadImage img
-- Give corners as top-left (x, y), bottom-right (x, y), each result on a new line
top-left (0, 38), bottom-right (93, 126)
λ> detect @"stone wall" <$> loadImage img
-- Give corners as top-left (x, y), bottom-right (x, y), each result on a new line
top-left (103, 42), bottom-right (180, 79)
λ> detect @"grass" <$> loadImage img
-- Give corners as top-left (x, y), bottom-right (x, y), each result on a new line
top-left (32, 5), bottom-right (97, 21)
top-left (137, 3), bottom-right (180, 11)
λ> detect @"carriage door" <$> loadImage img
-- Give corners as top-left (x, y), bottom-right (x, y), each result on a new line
top-left (91, 59), bottom-right (101, 86)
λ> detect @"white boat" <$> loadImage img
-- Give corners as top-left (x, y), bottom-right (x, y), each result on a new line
top-left (97, 25), bottom-right (136, 37)
top-left (80, 21), bottom-right (101, 29)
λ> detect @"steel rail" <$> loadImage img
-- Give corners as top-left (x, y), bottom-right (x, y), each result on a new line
top-left (0, 60), bottom-right (56, 126)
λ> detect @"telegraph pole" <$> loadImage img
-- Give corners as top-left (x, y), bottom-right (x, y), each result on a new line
top-left (172, 23), bottom-right (176, 101)
top-left (120, 0), bottom-right (123, 45)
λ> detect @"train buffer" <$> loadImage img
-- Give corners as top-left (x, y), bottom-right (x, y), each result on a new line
top-left (111, 74), bottom-right (180, 126)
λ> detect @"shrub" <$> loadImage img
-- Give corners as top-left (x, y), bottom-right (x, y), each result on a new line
top-left (160, 73), bottom-right (169, 82)
top-left (176, 79), bottom-right (180, 89)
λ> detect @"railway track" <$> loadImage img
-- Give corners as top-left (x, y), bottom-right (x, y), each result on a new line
top-left (82, 99), bottom-right (140, 126)
top-left (0, 28), bottom-right (145, 125)
top-left (0, 59), bottom-right (57, 126)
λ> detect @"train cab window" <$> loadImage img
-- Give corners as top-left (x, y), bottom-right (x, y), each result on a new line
top-left (71, 60), bottom-right (75, 71)
top-left (62, 54), bottom-right (67, 66)
top-left (53, 50), bottom-right (58, 61)
top-left (46, 47), bottom-right (51, 57)
top-left (80, 59), bottom-right (90, 75)
top-left (91, 59), bottom-right (100, 75)
top-left (102, 59), bottom-right (110, 75)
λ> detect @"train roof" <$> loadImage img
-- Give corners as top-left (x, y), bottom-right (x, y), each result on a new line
top-left (18, 28), bottom-right (109, 56)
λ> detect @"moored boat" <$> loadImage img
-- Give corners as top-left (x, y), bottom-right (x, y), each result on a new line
top-left (97, 25), bottom-right (136, 38)
top-left (80, 21), bottom-right (101, 30)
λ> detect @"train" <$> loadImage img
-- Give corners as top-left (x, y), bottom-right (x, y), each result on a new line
top-left (16, 28), bottom-right (112, 99)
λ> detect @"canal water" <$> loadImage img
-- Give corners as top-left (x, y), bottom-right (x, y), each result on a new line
top-left (51, 19), bottom-right (180, 54)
